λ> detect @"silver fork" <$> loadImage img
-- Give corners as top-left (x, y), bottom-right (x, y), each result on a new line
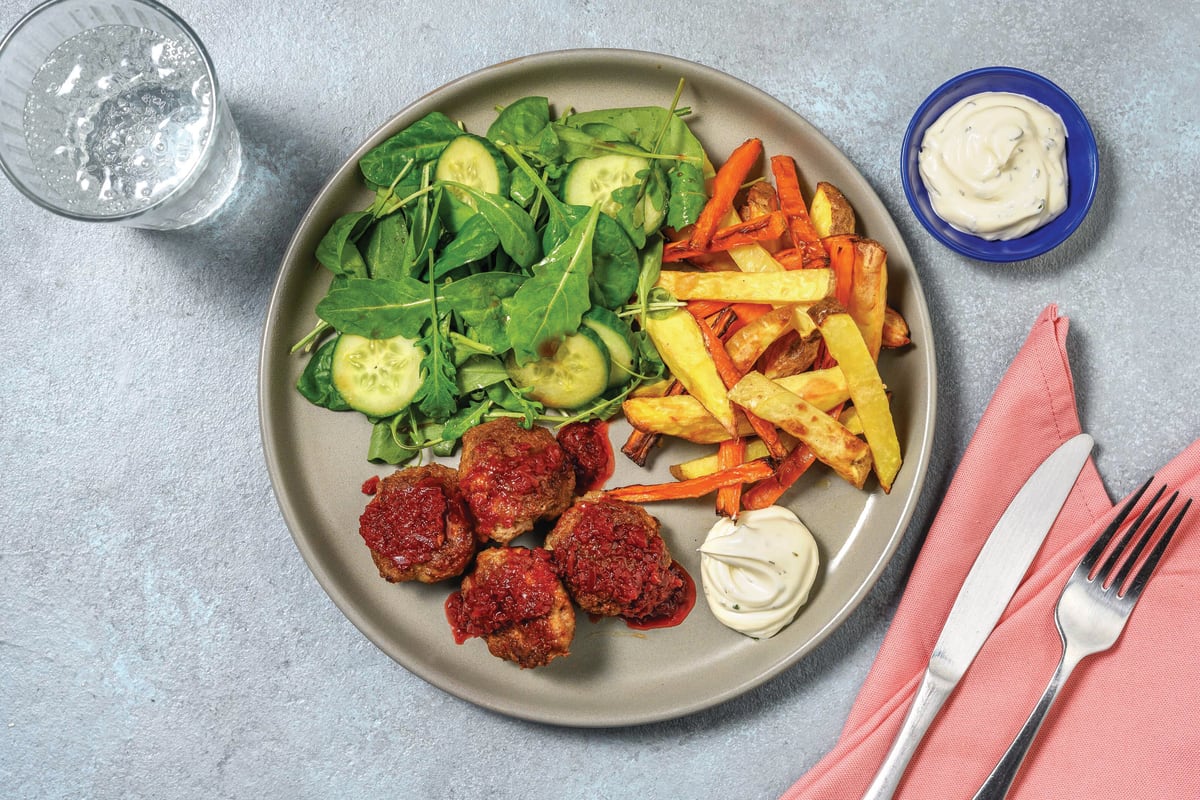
top-left (972, 479), bottom-right (1192, 800)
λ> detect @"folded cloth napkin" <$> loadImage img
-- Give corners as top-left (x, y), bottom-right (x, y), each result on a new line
top-left (782, 304), bottom-right (1200, 799)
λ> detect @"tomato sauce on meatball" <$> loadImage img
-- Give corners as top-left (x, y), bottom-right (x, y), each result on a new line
top-left (358, 463), bottom-right (477, 583)
top-left (545, 497), bottom-right (689, 624)
top-left (458, 418), bottom-right (575, 544)
top-left (556, 419), bottom-right (615, 493)
top-left (445, 546), bottom-right (574, 668)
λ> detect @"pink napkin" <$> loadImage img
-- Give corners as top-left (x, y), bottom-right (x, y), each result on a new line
top-left (783, 304), bottom-right (1200, 799)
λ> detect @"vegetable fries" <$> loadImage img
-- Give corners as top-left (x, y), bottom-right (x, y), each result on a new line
top-left (612, 140), bottom-right (911, 513)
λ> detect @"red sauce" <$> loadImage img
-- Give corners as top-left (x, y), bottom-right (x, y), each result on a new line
top-left (461, 434), bottom-right (570, 533)
top-left (361, 475), bottom-right (380, 495)
top-left (445, 547), bottom-right (559, 643)
top-left (624, 562), bottom-right (696, 630)
top-left (358, 477), bottom-right (447, 565)
top-left (552, 500), bottom-right (680, 619)
top-left (557, 419), bottom-right (615, 492)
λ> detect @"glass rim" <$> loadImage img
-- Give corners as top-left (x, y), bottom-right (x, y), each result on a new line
top-left (0, 0), bottom-right (225, 223)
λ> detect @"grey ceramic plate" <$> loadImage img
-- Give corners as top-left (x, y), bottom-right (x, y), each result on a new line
top-left (259, 49), bottom-right (935, 727)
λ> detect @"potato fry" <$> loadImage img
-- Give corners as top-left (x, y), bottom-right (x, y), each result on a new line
top-left (728, 371), bottom-right (873, 489)
top-left (725, 304), bottom-right (797, 373)
top-left (623, 367), bottom-right (851, 443)
top-left (758, 329), bottom-right (821, 379)
top-left (809, 299), bottom-right (901, 492)
top-left (670, 432), bottom-right (799, 480)
top-left (810, 182), bottom-right (856, 238)
top-left (644, 308), bottom-right (738, 437)
top-left (656, 269), bottom-right (833, 305)
top-left (848, 238), bottom-right (888, 360)
top-left (882, 306), bottom-right (911, 349)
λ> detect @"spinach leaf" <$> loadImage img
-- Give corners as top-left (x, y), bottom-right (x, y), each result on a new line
top-left (634, 235), bottom-right (665, 325)
top-left (503, 204), bottom-right (599, 365)
top-left (296, 337), bottom-right (351, 411)
top-left (359, 111), bottom-right (463, 188)
top-left (590, 212), bottom-right (641, 308)
top-left (455, 355), bottom-right (510, 393)
top-left (487, 96), bottom-right (551, 148)
top-left (432, 212), bottom-right (500, 279)
top-left (362, 212), bottom-right (411, 281)
top-left (315, 212), bottom-right (373, 278)
top-left (367, 419), bottom-right (419, 464)
top-left (441, 271), bottom-right (524, 352)
top-left (315, 276), bottom-right (433, 339)
top-left (447, 183), bottom-right (540, 269)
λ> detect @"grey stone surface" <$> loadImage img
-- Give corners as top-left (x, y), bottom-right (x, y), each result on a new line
top-left (2, 1), bottom-right (1198, 798)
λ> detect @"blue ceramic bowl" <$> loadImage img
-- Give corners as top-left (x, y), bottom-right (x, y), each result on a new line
top-left (901, 66), bottom-right (1098, 262)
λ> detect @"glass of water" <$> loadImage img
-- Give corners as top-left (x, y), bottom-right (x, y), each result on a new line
top-left (0, 0), bottom-right (242, 229)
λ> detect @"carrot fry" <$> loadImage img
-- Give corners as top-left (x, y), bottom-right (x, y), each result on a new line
top-left (731, 302), bottom-right (772, 325)
top-left (824, 234), bottom-right (857, 307)
top-left (664, 211), bottom-right (787, 261)
top-left (743, 443), bottom-right (818, 509)
top-left (689, 138), bottom-right (764, 250)
top-left (689, 307), bottom-right (789, 460)
top-left (770, 155), bottom-right (829, 269)
top-left (685, 299), bottom-right (730, 319)
top-left (715, 436), bottom-right (746, 517)
top-left (604, 458), bottom-right (775, 503)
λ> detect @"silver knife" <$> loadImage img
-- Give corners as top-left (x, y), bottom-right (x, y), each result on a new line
top-left (860, 432), bottom-right (1094, 800)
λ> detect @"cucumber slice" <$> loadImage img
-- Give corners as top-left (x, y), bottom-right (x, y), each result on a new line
top-left (562, 152), bottom-right (666, 235)
top-left (331, 333), bottom-right (424, 417)
top-left (435, 134), bottom-right (510, 229)
top-left (582, 307), bottom-right (636, 389)
top-left (505, 326), bottom-right (611, 410)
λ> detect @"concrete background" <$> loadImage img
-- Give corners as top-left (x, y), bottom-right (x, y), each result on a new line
top-left (2, 1), bottom-right (1198, 797)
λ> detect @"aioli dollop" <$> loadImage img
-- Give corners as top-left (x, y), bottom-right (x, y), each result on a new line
top-left (699, 506), bottom-right (819, 639)
top-left (918, 91), bottom-right (1068, 241)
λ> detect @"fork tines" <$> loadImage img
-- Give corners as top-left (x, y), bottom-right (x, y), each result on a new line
top-left (1081, 477), bottom-right (1193, 599)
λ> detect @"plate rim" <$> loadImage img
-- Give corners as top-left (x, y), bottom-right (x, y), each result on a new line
top-left (258, 47), bottom-right (937, 726)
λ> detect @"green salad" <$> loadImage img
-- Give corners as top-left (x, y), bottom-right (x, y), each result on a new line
top-left (293, 88), bottom-right (710, 464)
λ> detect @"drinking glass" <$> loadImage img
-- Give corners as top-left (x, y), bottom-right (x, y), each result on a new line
top-left (0, 0), bottom-right (242, 229)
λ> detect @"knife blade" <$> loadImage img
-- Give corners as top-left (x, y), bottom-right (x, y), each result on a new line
top-left (860, 432), bottom-right (1094, 800)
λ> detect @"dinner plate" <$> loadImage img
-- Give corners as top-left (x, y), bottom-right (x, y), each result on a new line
top-left (259, 49), bottom-right (935, 727)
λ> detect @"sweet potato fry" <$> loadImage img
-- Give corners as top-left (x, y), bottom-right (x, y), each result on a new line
top-left (809, 299), bottom-right (901, 492)
top-left (848, 238), bottom-right (888, 361)
top-left (656, 269), bottom-right (833, 305)
top-left (758, 329), bottom-right (821, 379)
top-left (689, 138), bottom-right (764, 250)
top-left (728, 371), bottom-right (872, 489)
top-left (604, 458), bottom-right (776, 503)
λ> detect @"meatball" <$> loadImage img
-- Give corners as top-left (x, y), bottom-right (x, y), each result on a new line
top-left (358, 463), bottom-right (477, 583)
top-left (545, 497), bottom-right (683, 621)
top-left (445, 546), bottom-right (574, 669)
top-left (457, 418), bottom-right (575, 544)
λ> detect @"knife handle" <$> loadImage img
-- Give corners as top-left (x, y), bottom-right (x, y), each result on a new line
top-left (860, 671), bottom-right (954, 800)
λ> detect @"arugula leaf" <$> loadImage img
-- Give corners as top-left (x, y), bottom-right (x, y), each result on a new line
top-left (367, 419), bottom-right (419, 464)
top-left (413, 310), bottom-right (457, 420)
top-left (486, 381), bottom-right (543, 426)
top-left (503, 204), bottom-right (600, 365)
top-left (315, 276), bottom-right (433, 339)
top-left (440, 398), bottom-right (492, 443)
top-left (359, 111), bottom-right (464, 188)
top-left (315, 212), bottom-right (373, 278)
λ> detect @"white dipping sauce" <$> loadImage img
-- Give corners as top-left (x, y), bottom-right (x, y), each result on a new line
top-left (699, 506), bottom-right (819, 639)
top-left (918, 91), bottom-right (1068, 240)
